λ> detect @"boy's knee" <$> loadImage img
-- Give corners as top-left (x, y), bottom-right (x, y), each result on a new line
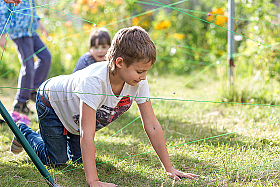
top-left (47, 157), bottom-right (68, 167)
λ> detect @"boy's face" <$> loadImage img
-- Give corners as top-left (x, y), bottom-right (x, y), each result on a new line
top-left (89, 38), bottom-right (110, 62)
top-left (117, 58), bottom-right (153, 86)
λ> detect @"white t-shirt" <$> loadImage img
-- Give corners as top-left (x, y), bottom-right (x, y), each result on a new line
top-left (47, 61), bottom-right (150, 135)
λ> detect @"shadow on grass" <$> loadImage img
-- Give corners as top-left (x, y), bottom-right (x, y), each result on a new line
top-left (1, 103), bottom-right (279, 186)
top-left (93, 109), bottom-right (280, 186)
top-left (94, 156), bottom-right (214, 186)
top-left (102, 108), bottom-right (276, 152)
top-left (0, 163), bottom-right (49, 187)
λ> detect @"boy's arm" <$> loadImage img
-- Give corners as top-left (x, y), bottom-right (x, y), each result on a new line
top-left (137, 100), bottom-right (198, 180)
top-left (80, 101), bottom-right (118, 187)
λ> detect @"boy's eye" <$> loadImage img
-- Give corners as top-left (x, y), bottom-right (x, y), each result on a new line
top-left (92, 45), bottom-right (109, 50)
top-left (137, 71), bottom-right (143, 74)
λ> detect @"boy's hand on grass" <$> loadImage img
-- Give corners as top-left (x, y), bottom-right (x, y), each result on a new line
top-left (89, 181), bottom-right (118, 187)
top-left (166, 167), bottom-right (199, 181)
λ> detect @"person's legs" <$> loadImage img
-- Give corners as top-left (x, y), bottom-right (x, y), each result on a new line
top-left (32, 35), bottom-right (51, 89)
top-left (68, 132), bottom-right (83, 163)
top-left (36, 89), bottom-right (68, 166)
top-left (11, 89), bottom-right (69, 166)
top-left (13, 37), bottom-right (35, 104)
top-left (14, 123), bottom-right (49, 164)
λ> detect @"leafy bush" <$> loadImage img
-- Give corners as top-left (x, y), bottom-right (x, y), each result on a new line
top-left (0, 0), bottom-right (279, 90)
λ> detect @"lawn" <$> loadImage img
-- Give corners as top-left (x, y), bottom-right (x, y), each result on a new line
top-left (0, 71), bottom-right (280, 186)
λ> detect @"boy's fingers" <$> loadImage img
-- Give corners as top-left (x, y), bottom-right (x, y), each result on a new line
top-left (182, 173), bottom-right (199, 179)
top-left (167, 170), bottom-right (199, 181)
top-left (167, 172), bottom-right (182, 181)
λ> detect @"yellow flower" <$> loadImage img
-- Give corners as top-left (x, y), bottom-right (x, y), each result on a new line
top-left (77, 0), bottom-right (87, 5)
top-left (207, 7), bottom-right (228, 26)
top-left (206, 14), bottom-right (214, 22)
top-left (83, 23), bottom-right (93, 32)
top-left (212, 8), bottom-right (224, 15)
top-left (154, 20), bottom-right (171, 30)
top-left (99, 0), bottom-right (105, 7)
top-left (110, 18), bottom-right (117, 25)
top-left (72, 3), bottom-right (81, 14)
top-left (173, 33), bottom-right (185, 40)
top-left (116, 0), bottom-right (122, 5)
top-left (215, 15), bottom-right (228, 26)
top-left (98, 20), bottom-right (106, 27)
top-left (215, 19), bottom-right (222, 26)
top-left (83, 5), bottom-right (89, 12)
top-left (132, 17), bottom-right (140, 26)
top-left (88, 1), bottom-right (98, 7)
top-left (217, 50), bottom-right (223, 56)
top-left (82, 5), bottom-right (89, 12)
top-left (146, 9), bottom-right (153, 16)
top-left (142, 20), bottom-right (150, 28)
top-left (224, 16), bottom-right (228, 22)
top-left (68, 27), bottom-right (74, 33)
top-left (64, 21), bottom-right (72, 27)
top-left (91, 7), bottom-right (98, 14)
top-left (153, 32), bottom-right (159, 39)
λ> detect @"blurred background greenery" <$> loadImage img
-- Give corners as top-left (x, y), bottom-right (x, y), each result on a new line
top-left (1, 0), bottom-right (279, 103)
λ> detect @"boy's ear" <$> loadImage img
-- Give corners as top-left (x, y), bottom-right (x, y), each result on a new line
top-left (115, 57), bottom-right (124, 68)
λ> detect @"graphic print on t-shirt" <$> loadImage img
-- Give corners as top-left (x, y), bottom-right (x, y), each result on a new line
top-left (96, 95), bottom-right (132, 130)
top-left (72, 96), bottom-right (133, 131)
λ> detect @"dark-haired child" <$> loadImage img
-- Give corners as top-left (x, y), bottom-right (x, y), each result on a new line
top-left (72, 28), bottom-right (111, 73)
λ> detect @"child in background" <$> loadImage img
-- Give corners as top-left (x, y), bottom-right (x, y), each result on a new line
top-left (0, 0), bottom-right (52, 115)
top-left (11, 26), bottom-right (198, 186)
top-left (72, 28), bottom-right (111, 73)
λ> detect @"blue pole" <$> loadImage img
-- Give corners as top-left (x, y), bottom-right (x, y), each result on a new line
top-left (0, 100), bottom-right (56, 187)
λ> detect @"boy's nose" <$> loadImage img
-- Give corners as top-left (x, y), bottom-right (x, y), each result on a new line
top-left (140, 73), bottom-right (147, 80)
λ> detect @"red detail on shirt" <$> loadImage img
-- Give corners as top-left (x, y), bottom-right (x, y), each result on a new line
top-left (118, 96), bottom-right (130, 106)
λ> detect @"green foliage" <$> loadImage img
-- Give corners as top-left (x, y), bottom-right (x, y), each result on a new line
top-left (221, 86), bottom-right (279, 106)
top-left (0, 0), bottom-right (279, 104)
top-left (0, 42), bottom-right (20, 78)
top-left (235, 0), bottom-right (280, 81)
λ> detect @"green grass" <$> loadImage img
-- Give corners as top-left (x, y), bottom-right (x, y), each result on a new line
top-left (0, 72), bottom-right (280, 186)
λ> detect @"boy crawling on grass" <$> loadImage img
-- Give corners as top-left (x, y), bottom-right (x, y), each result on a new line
top-left (11, 26), bottom-right (198, 186)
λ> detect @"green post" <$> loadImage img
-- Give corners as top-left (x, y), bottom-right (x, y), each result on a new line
top-left (0, 101), bottom-right (56, 187)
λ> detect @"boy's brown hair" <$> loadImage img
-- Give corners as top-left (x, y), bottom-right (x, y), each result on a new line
top-left (105, 26), bottom-right (156, 74)
top-left (89, 28), bottom-right (111, 49)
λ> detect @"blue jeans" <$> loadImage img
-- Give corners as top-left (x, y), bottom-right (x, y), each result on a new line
top-left (18, 82), bottom-right (82, 166)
